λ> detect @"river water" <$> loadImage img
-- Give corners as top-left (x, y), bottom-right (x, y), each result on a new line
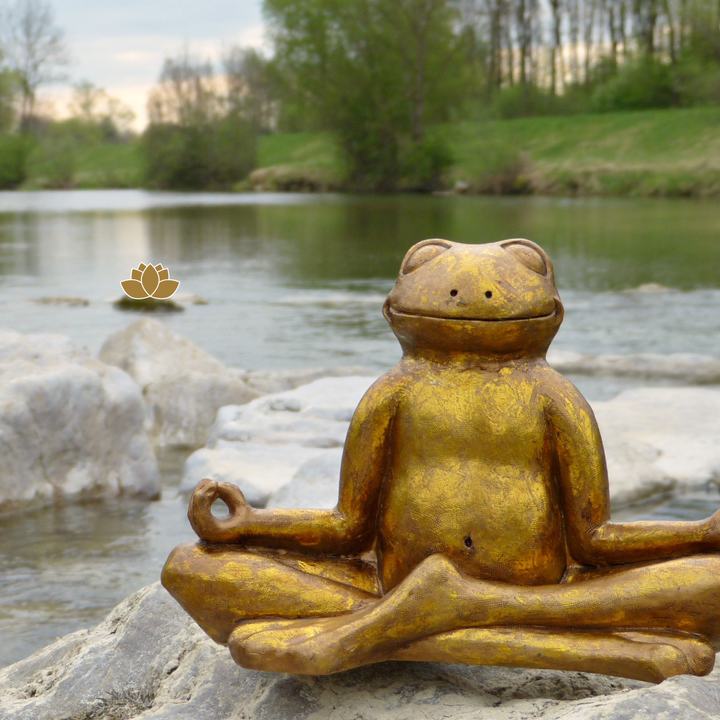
top-left (1, 189), bottom-right (720, 667)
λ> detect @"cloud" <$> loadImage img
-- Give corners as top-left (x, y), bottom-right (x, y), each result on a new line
top-left (41, 0), bottom-right (266, 129)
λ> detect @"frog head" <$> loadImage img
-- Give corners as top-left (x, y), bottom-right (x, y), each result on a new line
top-left (383, 239), bottom-right (564, 360)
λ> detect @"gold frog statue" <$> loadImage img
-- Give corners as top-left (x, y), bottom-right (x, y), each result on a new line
top-left (163, 238), bottom-right (720, 683)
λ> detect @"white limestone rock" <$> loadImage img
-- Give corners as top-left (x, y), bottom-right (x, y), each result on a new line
top-left (592, 387), bottom-right (720, 505)
top-left (243, 365), bottom-right (376, 396)
top-left (99, 318), bottom-right (259, 448)
top-left (180, 377), bottom-right (374, 505)
top-left (548, 349), bottom-right (720, 384)
top-left (2, 581), bottom-right (720, 720)
top-left (185, 377), bottom-right (720, 511)
top-left (0, 330), bottom-right (159, 510)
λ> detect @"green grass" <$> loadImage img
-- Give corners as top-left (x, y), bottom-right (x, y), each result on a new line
top-left (73, 141), bottom-right (144, 189)
top-left (253, 131), bottom-right (343, 190)
top-left (443, 107), bottom-right (720, 196)
top-left (15, 107), bottom-right (720, 196)
top-left (253, 108), bottom-right (720, 197)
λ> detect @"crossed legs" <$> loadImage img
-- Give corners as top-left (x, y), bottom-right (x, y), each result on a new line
top-left (162, 544), bottom-right (719, 682)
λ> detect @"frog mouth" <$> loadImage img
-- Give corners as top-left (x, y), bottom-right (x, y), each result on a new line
top-left (386, 306), bottom-right (559, 323)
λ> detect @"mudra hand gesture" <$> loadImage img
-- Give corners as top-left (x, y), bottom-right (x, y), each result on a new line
top-left (189, 479), bottom-right (253, 544)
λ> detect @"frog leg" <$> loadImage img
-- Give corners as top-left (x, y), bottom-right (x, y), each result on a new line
top-left (161, 542), bottom-right (380, 644)
top-left (228, 553), bottom-right (720, 676)
top-left (393, 627), bottom-right (714, 683)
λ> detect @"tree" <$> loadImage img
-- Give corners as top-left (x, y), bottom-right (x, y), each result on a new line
top-left (223, 46), bottom-right (277, 133)
top-left (143, 48), bottom-right (256, 190)
top-left (68, 80), bottom-right (136, 140)
top-left (0, 0), bottom-right (69, 127)
top-left (264, 0), bottom-right (462, 190)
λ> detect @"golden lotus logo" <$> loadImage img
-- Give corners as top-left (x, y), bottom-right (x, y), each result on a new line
top-left (121, 263), bottom-right (180, 299)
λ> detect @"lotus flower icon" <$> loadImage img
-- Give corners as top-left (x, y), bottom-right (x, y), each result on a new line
top-left (121, 263), bottom-right (180, 299)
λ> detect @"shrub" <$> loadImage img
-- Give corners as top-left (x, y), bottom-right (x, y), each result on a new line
top-left (0, 134), bottom-right (32, 188)
top-left (593, 58), bottom-right (677, 111)
top-left (398, 134), bottom-right (454, 191)
top-left (142, 114), bottom-right (256, 190)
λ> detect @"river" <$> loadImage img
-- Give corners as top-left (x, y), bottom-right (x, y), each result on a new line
top-left (0, 189), bottom-right (719, 667)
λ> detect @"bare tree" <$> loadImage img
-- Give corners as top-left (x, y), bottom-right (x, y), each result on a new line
top-left (223, 47), bottom-right (276, 132)
top-left (147, 46), bottom-right (219, 127)
top-left (0, 0), bottom-right (69, 126)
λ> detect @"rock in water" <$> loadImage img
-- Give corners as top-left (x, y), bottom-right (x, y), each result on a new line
top-left (0, 331), bottom-right (159, 510)
top-left (1, 582), bottom-right (720, 719)
top-left (99, 318), bottom-right (259, 448)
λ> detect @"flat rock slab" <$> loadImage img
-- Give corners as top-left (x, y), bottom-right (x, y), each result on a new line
top-left (1, 583), bottom-right (719, 719)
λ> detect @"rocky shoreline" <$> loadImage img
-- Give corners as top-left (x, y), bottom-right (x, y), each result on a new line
top-left (2, 318), bottom-right (720, 717)
top-left (2, 316), bottom-right (720, 513)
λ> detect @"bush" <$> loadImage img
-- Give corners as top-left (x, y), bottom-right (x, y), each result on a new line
top-left (142, 114), bottom-right (256, 190)
top-left (593, 58), bottom-right (678, 111)
top-left (398, 134), bottom-right (454, 191)
top-left (0, 134), bottom-right (32, 188)
top-left (23, 119), bottom-right (94, 189)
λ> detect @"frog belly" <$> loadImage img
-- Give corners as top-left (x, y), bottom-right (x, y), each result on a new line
top-left (377, 464), bottom-right (566, 591)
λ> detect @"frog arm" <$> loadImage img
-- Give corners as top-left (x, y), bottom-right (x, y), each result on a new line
top-left (545, 374), bottom-right (714, 566)
top-left (207, 372), bottom-right (400, 554)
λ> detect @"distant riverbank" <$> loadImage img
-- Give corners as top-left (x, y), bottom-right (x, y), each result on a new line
top-left (14, 106), bottom-right (720, 198)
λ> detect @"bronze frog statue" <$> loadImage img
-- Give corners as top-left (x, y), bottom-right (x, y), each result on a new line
top-left (163, 238), bottom-right (720, 682)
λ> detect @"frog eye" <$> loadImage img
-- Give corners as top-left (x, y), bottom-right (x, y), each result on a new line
top-left (501, 239), bottom-right (549, 276)
top-left (401, 240), bottom-right (452, 274)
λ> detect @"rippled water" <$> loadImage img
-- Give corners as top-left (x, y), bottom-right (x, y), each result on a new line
top-left (1, 190), bottom-right (719, 668)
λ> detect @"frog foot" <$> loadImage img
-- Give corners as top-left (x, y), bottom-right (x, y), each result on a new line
top-left (228, 616), bottom-right (358, 675)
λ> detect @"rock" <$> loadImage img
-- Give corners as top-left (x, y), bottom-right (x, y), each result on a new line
top-left (3, 581), bottom-right (720, 719)
top-left (0, 330), bottom-right (159, 510)
top-left (268, 450), bottom-right (343, 509)
top-left (180, 377), bottom-right (374, 504)
top-left (243, 366), bottom-right (376, 396)
top-left (99, 319), bottom-right (259, 448)
top-left (592, 388), bottom-right (720, 506)
top-left (113, 296), bottom-right (185, 313)
top-left (185, 377), bottom-right (720, 511)
top-left (548, 349), bottom-right (720, 384)
top-left (27, 297), bottom-right (89, 307)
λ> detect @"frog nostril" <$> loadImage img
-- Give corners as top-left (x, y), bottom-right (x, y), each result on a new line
top-left (485, 290), bottom-right (493, 299)
top-left (450, 289), bottom-right (458, 297)
top-left (464, 535), bottom-right (473, 548)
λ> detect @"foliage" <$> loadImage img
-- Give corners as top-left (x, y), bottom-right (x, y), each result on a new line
top-left (142, 115), bottom-right (255, 190)
top-left (69, 80), bottom-right (136, 141)
top-left (224, 47), bottom-right (278, 133)
top-left (142, 48), bottom-right (257, 190)
top-left (0, 133), bottom-right (32, 187)
top-left (264, 0), bottom-right (463, 191)
top-left (593, 58), bottom-right (678, 111)
top-left (0, 70), bottom-right (19, 133)
top-left (23, 118), bottom-right (85, 188)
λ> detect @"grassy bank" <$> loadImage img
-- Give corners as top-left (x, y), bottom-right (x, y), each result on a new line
top-left (255, 107), bottom-right (720, 198)
top-left (13, 107), bottom-right (720, 197)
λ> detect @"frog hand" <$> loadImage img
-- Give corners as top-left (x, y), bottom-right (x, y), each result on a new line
top-left (188, 478), bottom-right (253, 543)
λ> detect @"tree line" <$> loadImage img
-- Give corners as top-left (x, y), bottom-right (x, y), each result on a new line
top-left (2, 0), bottom-right (720, 191)
top-left (143, 0), bottom-right (720, 190)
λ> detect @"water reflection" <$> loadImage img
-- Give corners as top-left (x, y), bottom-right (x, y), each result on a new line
top-left (0, 191), bottom-right (718, 373)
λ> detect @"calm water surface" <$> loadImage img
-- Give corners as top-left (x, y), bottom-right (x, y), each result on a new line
top-left (1, 190), bottom-right (720, 667)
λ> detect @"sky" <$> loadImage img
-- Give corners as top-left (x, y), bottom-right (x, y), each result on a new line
top-left (47, 0), bottom-right (267, 128)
